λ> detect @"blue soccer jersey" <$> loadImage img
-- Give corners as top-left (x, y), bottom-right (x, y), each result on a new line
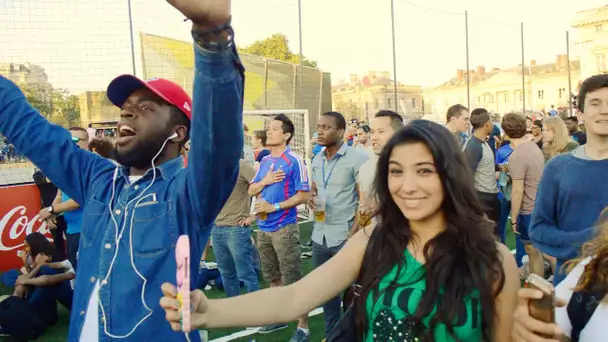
top-left (252, 147), bottom-right (310, 232)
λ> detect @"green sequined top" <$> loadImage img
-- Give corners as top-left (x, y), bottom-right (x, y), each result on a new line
top-left (364, 250), bottom-right (483, 341)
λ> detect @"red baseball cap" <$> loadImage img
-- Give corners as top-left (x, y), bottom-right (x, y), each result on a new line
top-left (106, 75), bottom-right (192, 120)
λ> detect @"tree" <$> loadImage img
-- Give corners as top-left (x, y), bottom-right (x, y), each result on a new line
top-left (239, 33), bottom-right (318, 68)
top-left (19, 83), bottom-right (54, 118)
top-left (18, 83), bottom-right (81, 127)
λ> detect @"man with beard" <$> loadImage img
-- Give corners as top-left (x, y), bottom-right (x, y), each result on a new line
top-left (0, 1), bottom-right (242, 341)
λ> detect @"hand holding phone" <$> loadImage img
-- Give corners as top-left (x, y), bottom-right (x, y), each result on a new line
top-left (175, 235), bottom-right (191, 333)
top-left (526, 274), bottom-right (555, 337)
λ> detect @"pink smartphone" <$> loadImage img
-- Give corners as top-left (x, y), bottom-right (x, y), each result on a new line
top-left (175, 235), bottom-right (191, 333)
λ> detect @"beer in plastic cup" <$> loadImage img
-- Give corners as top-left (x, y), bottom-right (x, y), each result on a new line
top-left (359, 208), bottom-right (372, 227)
top-left (256, 198), bottom-right (268, 221)
top-left (314, 194), bottom-right (326, 223)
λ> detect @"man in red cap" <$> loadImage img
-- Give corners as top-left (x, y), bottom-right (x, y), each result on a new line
top-left (0, 0), bottom-right (242, 341)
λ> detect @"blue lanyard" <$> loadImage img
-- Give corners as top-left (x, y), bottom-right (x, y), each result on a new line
top-left (322, 154), bottom-right (341, 189)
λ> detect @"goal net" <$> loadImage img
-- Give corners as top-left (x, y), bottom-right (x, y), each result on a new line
top-left (244, 109), bottom-right (313, 222)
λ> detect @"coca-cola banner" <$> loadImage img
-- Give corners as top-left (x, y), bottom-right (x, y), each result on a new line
top-left (0, 184), bottom-right (50, 272)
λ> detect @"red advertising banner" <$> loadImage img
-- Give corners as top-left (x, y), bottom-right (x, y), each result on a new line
top-left (0, 184), bottom-right (50, 272)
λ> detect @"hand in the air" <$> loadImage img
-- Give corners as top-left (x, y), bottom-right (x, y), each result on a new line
top-left (160, 283), bottom-right (210, 331)
top-left (166, 0), bottom-right (231, 28)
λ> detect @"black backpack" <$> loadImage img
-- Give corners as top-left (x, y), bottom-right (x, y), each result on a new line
top-left (0, 296), bottom-right (48, 341)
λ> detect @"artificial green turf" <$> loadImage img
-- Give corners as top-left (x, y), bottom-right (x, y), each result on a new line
top-left (0, 222), bottom-right (516, 342)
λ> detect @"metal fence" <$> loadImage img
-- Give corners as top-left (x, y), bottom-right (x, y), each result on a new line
top-left (139, 33), bottom-right (329, 137)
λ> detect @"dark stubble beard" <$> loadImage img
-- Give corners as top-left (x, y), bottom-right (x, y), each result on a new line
top-left (111, 134), bottom-right (170, 169)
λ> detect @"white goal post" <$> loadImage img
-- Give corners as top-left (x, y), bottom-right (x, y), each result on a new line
top-left (244, 109), bottom-right (313, 223)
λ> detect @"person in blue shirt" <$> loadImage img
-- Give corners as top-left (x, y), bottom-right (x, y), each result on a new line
top-left (311, 132), bottom-right (323, 157)
top-left (0, 1), bottom-right (242, 341)
top-left (248, 114), bottom-right (312, 341)
top-left (548, 105), bottom-right (558, 117)
top-left (38, 127), bottom-right (88, 271)
top-left (531, 74), bottom-right (608, 285)
top-left (495, 140), bottom-right (513, 245)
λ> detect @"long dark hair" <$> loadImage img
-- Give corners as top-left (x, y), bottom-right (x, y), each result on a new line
top-left (26, 232), bottom-right (58, 262)
top-left (355, 120), bottom-right (505, 341)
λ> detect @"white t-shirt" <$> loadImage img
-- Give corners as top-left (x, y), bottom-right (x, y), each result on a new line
top-left (81, 281), bottom-right (100, 341)
top-left (87, 128), bottom-right (97, 142)
top-left (555, 257), bottom-right (607, 341)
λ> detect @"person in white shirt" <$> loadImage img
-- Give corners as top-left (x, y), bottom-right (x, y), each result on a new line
top-left (355, 110), bottom-right (403, 234)
top-left (511, 210), bottom-right (608, 342)
top-left (86, 124), bottom-right (97, 142)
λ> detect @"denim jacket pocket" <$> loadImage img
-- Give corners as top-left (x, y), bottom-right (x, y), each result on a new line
top-left (81, 199), bottom-right (108, 248)
top-left (132, 201), bottom-right (176, 258)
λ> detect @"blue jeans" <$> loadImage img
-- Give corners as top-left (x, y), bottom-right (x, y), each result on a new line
top-left (312, 238), bottom-right (345, 335)
top-left (211, 226), bottom-right (260, 297)
top-left (515, 214), bottom-right (532, 267)
top-left (497, 199), bottom-right (510, 244)
top-left (66, 232), bottom-right (80, 271)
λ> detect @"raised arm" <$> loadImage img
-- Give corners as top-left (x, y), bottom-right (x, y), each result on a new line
top-left (0, 77), bottom-right (113, 204)
top-left (177, 28), bottom-right (244, 227)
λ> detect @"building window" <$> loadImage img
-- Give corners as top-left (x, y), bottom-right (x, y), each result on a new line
top-left (559, 88), bottom-right (566, 99)
top-left (596, 53), bottom-right (606, 72)
top-left (538, 90), bottom-right (544, 100)
top-left (503, 93), bottom-right (509, 102)
top-left (365, 102), bottom-right (369, 111)
top-left (375, 99), bottom-right (379, 109)
top-left (411, 98), bottom-right (416, 109)
top-left (596, 24), bottom-right (603, 33)
top-left (387, 97), bottom-right (392, 109)
top-left (483, 93), bottom-right (494, 104)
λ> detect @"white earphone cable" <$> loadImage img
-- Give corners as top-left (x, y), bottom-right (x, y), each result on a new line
top-left (99, 134), bottom-right (190, 339)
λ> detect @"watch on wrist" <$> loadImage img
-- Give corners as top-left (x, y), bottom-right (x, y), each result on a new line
top-left (511, 221), bottom-right (517, 225)
top-left (274, 203), bottom-right (281, 212)
top-left (47, 205), bottom-right (54, 213)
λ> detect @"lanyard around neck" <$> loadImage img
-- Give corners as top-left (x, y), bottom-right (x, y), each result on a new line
top-left (322, 153), bottom-right (341, 189)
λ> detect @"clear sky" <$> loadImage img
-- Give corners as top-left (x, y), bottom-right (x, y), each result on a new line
top-left (1, 0), bottom-right (606, 93)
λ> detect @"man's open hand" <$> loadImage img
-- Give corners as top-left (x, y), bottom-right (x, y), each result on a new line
top-left (166, 0), bottom-right (231, 29)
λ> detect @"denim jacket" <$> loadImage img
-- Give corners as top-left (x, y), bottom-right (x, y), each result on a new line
top-left (0, 43), bottom-right (244, 341)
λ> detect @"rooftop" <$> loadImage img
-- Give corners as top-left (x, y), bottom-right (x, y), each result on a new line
top-left (433, 56), bottom-right (580, 90)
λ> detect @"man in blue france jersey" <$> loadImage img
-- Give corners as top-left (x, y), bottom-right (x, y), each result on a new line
top-left (0, 1), bottom-right (242, 341)
top-left (248, 113), bottom-right (311, 342)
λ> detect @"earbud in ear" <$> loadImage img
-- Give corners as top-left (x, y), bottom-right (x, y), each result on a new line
top-left (169, 132), bottom-right (178, 140)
